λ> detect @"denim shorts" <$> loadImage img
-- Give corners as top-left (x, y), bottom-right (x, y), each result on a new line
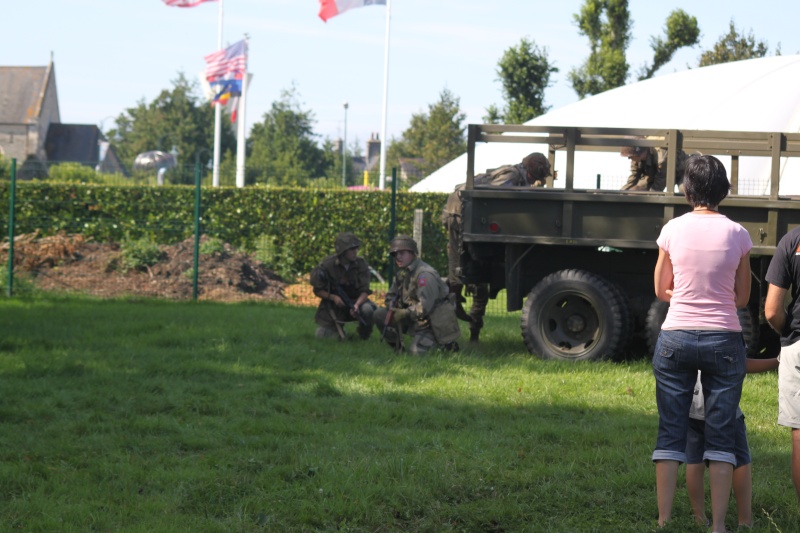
top-left (652, 330), bottom-right (746, 465)
top-left (686, 415), bottom-right (750, 467)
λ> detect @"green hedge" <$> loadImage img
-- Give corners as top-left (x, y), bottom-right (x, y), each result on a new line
top-left (0, 183), bottom-right (449, 278)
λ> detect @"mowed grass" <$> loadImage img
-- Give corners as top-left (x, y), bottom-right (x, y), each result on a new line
top-left (0, 297), bottom-right (797, 532)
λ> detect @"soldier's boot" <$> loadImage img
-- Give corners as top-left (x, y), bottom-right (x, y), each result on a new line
top-left (448, 281), bottom-right (473, 323)
top-left (315, 326), bottom-right (341, 339)
top-left (442, 341), bottom-right (460, 353)
top-left (468, 315), bottom-right (484, 343)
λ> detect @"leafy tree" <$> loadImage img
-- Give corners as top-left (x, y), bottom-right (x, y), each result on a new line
top-left (482, 104), bottom-right (503, 125)
top-left (246, 86), bottom-right (329, 186)
top-left (568, 0), bottom-right (632, 99)
top-left (698, 20), bottom-right (771, 67)
top-left (487, 38), bottom-right (558, 124)
top-left (108, 73), bottom-right (235, 184)
top-left (387, 88), bottom-right (467, 184)
top-left (637, 9), bottom-right (700, 80)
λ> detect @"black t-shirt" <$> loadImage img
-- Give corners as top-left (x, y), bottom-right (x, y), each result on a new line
top-left (765, 226), bottom-right (800, 347)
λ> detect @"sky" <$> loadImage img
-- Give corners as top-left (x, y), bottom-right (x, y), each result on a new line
top-left (4, 0), bottom-right (800, 157)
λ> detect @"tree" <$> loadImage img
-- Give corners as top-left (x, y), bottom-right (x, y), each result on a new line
top-left (568, 0), bottom-right (632, 99)
top-left (387, 88), bottom-right (467, 184)
top-left (487, 38), bottom-right (558, 124)
top-left (108, 73), bottom-right (234, 184)
top-left (246, 86), bottom-right (329, 186)
top-left (637, 9), bottom-right (700, 80)
top-left (697, 20), bottom-right (771, 67)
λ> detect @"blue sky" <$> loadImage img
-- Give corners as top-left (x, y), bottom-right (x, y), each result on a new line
top-left (4, 0), bottom-right (800, 155)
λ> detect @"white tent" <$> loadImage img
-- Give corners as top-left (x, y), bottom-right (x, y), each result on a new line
top-left (411, 55), bottom-right (800, 195)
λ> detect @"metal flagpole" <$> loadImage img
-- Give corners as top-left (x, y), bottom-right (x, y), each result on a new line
top-left (212, 0), bottom-right (224, 187)
top-left (235, 37), bottom-right (249, 188)
top-left (378, 0), bottom-right (391, 190)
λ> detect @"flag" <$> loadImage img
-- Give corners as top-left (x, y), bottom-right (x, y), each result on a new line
top-left (204, 39), bottom-right (248, 82)
top-left (163, 0), bottom-right (217, 7)
top-left (318, 0), bottom-right (386, 22)
top-left (210, 77), bottom-right (243, 122)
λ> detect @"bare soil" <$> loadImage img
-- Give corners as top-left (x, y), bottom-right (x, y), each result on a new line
top-left (1, 232), bottom-right (305, 303)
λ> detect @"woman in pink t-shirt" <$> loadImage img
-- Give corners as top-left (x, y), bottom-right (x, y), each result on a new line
top-left (651, 155), bottom-right (752, 533)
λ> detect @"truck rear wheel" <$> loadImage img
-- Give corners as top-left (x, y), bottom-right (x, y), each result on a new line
top-left (645, 300), bottom-right (759, 357)
top-left (521, 269), bottom-right (629, 361)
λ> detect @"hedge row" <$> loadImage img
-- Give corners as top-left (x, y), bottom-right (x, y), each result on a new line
top-left (0, 183), bottom-right (450, 278)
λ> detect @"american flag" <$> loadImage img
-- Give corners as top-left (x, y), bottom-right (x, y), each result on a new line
top-left (204, 40), bottom-right (248, 82)
top-left (163, 0), bottom-right (217, 7)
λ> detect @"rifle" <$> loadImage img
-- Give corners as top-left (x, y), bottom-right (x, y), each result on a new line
top-left (381, 292), bottom-right (404, 351)
top-left (320, 270), bottom-right (367, 327)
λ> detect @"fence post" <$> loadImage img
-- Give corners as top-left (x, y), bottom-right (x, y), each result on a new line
top-left (7, 159), bottom-right (16, 297)
top-left (596, 173), bottom-right (601, 190)
top-left (192, 160), bottom-right (201, 301)
top-left (413, 209), bottom-right (423, 258)
top-left (388, 167), bottom-right (398, 281)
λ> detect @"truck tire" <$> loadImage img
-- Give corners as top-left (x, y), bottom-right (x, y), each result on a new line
top-left (521, 269), bottom-right (629, 361)
top-left (645, 300), bottom-right (759, 357)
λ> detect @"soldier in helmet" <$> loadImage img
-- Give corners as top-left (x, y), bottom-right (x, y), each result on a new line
top-left (310, 232), bottom-right (376, 340)
top-left (374, 235), bottom-right (461, 354)
top-left (441, 152), bottom-right (554, 342)
top-left (620, 143), bottom-right (688, 192)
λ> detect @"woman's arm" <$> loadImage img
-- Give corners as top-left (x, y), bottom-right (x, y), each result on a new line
top-left (654, 247), bottom-right (674, 302)
top-left (733, 252), bottom-right (751, 309)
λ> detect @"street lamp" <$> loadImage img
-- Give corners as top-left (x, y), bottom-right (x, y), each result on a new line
top-left (342, 101), bottom-right (349, 187)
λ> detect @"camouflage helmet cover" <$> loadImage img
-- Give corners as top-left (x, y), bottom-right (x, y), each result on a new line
top-left (522, 152), bottom-right (552, 182)
top-left (389, 235), bottom-right (418, 255)
top-left (334, 232), bottom-right (362, 255)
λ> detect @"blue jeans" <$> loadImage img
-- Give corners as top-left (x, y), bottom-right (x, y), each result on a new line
top-left (652, 330), bottom-right (746, 465)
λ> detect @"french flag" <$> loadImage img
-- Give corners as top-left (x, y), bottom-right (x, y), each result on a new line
top-left (318, 0), bottom-right (386, 22)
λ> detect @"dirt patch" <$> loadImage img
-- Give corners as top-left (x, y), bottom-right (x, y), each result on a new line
top-left (2, 232), bottom-right (295, 303)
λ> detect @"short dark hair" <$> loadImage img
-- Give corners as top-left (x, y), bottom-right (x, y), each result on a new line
top-left (683, 155), bottom-right (729, 208)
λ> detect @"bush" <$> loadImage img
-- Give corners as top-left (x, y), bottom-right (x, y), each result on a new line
top-left (120, 236), bottom-right (163, 271)
top-left (199, 237), bottom-right (225, 256)
top-left (0, 183), bottom-right (450, 279)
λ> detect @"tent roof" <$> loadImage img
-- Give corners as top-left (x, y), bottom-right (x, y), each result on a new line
top-left (412, 55), bottom-right (800, 195)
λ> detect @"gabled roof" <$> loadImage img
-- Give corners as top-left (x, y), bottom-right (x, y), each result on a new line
top-left (0, 65), bottom-right (50, 123)
top-left (45, 124), bottom-right (99, 164)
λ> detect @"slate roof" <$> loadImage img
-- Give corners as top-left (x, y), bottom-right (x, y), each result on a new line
top-left (45, 124), bottom-right (99, 163)
top-left (0, 66), bottom-right (48, 124)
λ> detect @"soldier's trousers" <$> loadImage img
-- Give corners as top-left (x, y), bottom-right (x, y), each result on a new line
top-left (315, 301), bottom-right (376, 339)
top-left (373, 307), bottom-right (439, 355)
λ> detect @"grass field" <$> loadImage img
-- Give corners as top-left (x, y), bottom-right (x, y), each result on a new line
top-left (0, 297), bottom-right (797, 532)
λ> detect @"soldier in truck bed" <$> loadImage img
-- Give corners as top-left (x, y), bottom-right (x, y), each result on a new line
top-left (620, 144), bottom-right (688, 192)
top-left (441, 152), bottom-right (554, 342)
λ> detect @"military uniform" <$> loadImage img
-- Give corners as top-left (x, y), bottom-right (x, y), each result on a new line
top-left (310, 233), bottom-right (375, 340)
top-left (374, 238), bottom-right (460, 354)
top-left (441, 154), bottom-right (551, 342)
top-left (621, 147), bottom-right (687, 192)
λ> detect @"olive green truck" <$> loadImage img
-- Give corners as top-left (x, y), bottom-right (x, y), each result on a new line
top-left (458, 124), bottom-right (800, 361)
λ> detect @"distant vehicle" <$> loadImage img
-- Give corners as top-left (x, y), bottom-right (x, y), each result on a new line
top-left (458, 124), bottom-right (800, 361)
top-left (133, 150), bottom-right (177, 172)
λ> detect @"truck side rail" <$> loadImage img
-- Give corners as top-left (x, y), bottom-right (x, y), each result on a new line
top-left (463, 124), bottom-right (800, 254)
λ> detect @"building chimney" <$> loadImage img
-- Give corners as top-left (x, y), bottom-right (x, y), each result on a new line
top-left (366, 133), bottom-right (381, 168)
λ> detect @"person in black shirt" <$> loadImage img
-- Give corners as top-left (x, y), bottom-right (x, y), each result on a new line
top-left (765, 227), bottom-right (800, 500)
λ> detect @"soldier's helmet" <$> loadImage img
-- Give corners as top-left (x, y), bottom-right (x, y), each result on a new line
top-left (620, 145), bottom-right (649, 158)
top-left (522, 152), bottom-right (552, 183)
top-left (389, 235), bottom-right (418, 256)
top-left (334, 232), bottom-right (362, 255)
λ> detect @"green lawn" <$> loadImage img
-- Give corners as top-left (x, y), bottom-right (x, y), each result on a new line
top-left (0, 297), bottom-right (796, 532)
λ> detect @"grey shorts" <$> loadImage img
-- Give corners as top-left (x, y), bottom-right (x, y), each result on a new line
top-left (778, 341), bottom-right (800, 429)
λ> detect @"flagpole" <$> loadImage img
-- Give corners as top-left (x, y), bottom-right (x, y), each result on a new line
top-left (235, 37), bottom-right (249, 188)
top-left (212, 0), bottom-right (224, 187)
top-left (378, 0), bottom-right (391, 190)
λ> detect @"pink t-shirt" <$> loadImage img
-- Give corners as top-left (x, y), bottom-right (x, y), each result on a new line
top-left (657, 212), bottom-right (752, 331)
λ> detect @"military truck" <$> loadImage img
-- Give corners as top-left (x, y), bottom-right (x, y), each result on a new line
top-left (457, 124), bottom-right (800, 361)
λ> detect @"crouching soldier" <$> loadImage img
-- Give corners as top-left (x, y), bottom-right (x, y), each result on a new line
top-left (373, 235), bottom-right (461, 354)
top-left (310, 232), bottom-right (376, 340)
